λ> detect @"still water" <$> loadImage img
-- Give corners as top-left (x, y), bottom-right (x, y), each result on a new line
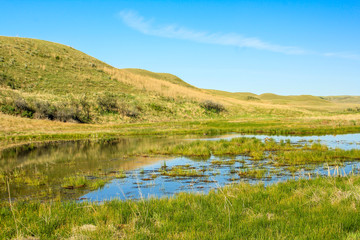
top-left (82, 133), bottom-right (360, 202)
top-left (1, 133), bottom-right (359, 202)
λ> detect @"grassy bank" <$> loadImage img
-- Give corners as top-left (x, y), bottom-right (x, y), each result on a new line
top-left (1, 176), bottom-right (360, 239)
top-left (1, 116), bottom-right (360, 151)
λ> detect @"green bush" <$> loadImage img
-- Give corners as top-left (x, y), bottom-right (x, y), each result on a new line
top-left (201, 100), bottom-right (225, 113)
top-left (0, 96), bottom-right (35, 118)
top-left (246, 96), bottom-right (260, 101)
top-left (0, 96), bottom-right (92, 123)
top-left (122, 106), bottom-right (140, 118)
top-left (149, 103), bottom-right (165, 112)
top-left (97, 93), bottom-right (119, 113)
top-left (78, 95), bottom-right (91, 122)
top-left (0, 104), bottom-right (16, 115)
top-left (0, 73), bottom-right (18, 89)
top-left (34, 100), bottom-right (56, 120)
top-left (14, 97), bottom-right (35, 114)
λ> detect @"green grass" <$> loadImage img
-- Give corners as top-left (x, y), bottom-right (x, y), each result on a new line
top-left (238, 168), bottom-right (268, 178)
top-left (61, 176), bottom-right (88, 189)
top-left (2, 116), bottom-right (359, 153)
top-left (207, 89), bottom-right (350, 108)
top-left (0, 36), bottom-right (234, 124)
top-left (1, 35), bottom-right (359, 128)
top-left (1, 36), bottom-right (360, 152)
top-left (146, 137), bottom-right (360, 166)
top-left (1, 35), bottom-right (360, 239)
top-left (1, 176), bottom-right (360, 239)
top-left (161, 165), bottom-right (204, 177)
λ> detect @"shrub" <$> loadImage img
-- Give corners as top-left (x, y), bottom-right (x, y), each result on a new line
top-left (201, 100), bottom-right (225, 113)
top-left (14, 97), bottom-right (34, 113)
top-left (78, 95), bottom-right (91, 122)
top-left (0, 96), bottom-right (35, 118)
top-left (55, 103), bottom-right (78, 122)
top-left (34, 100), bottom-right (56, 120)
top-left (123, 107), bottom-right (140, 118)
top-left (247, 96), bottom-right (260, 101)
top-left (149, 103), bottom-right (165, 112)
top-left (346, 107), bottom-right (360, 113)
top-left (0, 104), bottom-right (16, 115)
top-left (0, 73), bottom-right (18, 89)
top-left (97, 93), bottom-right (119, 113)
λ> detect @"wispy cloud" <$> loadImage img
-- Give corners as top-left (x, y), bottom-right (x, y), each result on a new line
top-left (119, 10), bottom-right (359, 59)
top-left (323, 52), bottom-right (360, 60)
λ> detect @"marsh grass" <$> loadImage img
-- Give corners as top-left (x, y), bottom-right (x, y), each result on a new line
top-left (148, 137), bottom-right (360, 167)
top-left (161, 165), bottom-right (204, 177)
top-left (238, 168), bottom-right (268, 179)
top-left (211, 159), bottom-right (236, 165)
top-left (61, 176), bottom-right (87, 189)
top-left (1, 176), bottom-right (360, 239)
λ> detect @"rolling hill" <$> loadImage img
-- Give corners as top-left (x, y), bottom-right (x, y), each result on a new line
top-left (0, 36), bottom-right (358, 124)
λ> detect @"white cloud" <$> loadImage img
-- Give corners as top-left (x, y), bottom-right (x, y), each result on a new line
top-left (119, 10), bottom-right (359, 59)
top-left (323, 52), bottom-right (360, 60)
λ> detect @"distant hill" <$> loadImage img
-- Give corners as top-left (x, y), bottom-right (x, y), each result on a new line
top-left (322, 96), bottom-right (360, 104)
top-left (0, 36), bottom-right (357, 124)
top-left (207, 90), bottom-right (332, 106)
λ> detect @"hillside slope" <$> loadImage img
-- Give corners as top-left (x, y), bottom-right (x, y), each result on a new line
top-left (0, 36), bottom-right (228, 123)
top-left (0, 36), bottom-right (356, 124)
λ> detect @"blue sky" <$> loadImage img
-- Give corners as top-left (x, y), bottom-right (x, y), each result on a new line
top-left (1, 0), bottom-right (359, 95)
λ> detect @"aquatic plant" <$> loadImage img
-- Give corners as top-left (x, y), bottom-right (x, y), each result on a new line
top-left (161, 166), bottom-right (204, 177)
top-left (238, 168), bottom-right (268, 179)
top-left (62, 176), bottom-right (88, 189)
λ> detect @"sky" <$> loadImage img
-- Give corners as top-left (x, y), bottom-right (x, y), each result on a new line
top-left (1, 0), bottom-right (359, 96)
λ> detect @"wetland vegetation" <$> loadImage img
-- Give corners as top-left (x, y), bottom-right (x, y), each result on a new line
top-left (2, 176), bottom-right (360, 239)
top-left (1, 134), bottom-right (360, 202)
top-left (1, 36), bottom-right (360, 239)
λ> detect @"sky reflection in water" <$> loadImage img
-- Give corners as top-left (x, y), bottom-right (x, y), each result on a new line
top-left (81, 133), bottom-right (360, 202)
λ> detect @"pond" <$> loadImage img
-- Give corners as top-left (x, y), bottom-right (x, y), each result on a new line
top-left (1, 133), bottom-right (360, 202)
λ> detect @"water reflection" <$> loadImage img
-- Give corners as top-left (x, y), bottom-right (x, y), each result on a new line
top-left (82, 133), bottom-right (360, 202)
top-left (1, 133), bottom-right (360, 202)
top-left (82, 154), bottom-right (360, 202)
top-left (0, 136), bottom-right (181, 201)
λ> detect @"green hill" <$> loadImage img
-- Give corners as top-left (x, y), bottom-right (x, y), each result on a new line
top-left (0, 36), bottom-right (232, 123)
top-left (207, 90), bottom-right (332, 106)
top-left (0, 36), bottom-right (357, 124)
top-left (322, 96), bottom-right (360, 104)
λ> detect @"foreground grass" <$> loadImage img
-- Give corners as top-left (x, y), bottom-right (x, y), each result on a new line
top-left (1, 176), bottom-right (360, 239)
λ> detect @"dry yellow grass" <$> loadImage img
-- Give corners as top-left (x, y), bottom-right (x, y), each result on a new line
top-left (103, 67), bottom-right (215, 102)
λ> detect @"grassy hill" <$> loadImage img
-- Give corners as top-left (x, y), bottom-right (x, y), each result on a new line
top-left (0, 36), bottom-right (358, 125)
top-left (206, 89), bottom-right (358, 113)
top-left (0, 36), bottom-right (230, 123)
top-left (322, 96), bottom-right (360, 104)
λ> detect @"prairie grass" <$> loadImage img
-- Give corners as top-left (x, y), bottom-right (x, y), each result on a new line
top-left (1, 36), bottom-right (359, 134)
